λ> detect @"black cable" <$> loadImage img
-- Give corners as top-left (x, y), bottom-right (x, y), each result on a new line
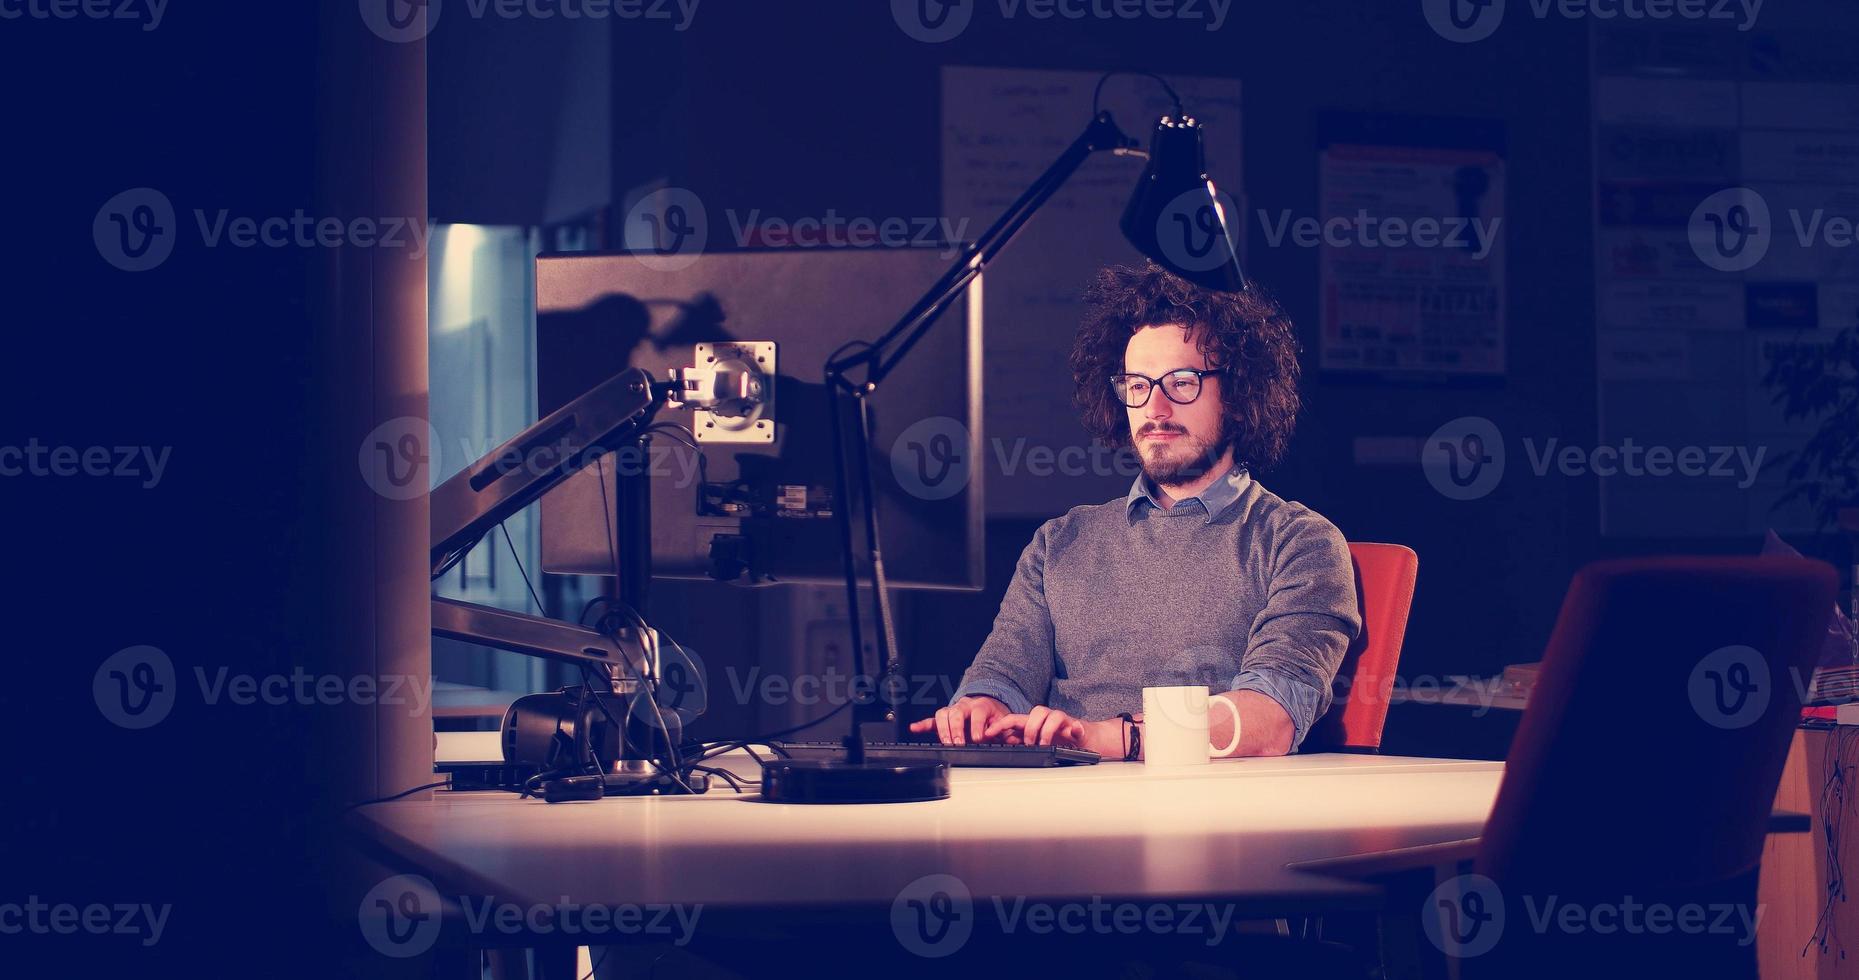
top-left (597, 621), bottom-right (685, 770)
top-left (690, 765), bottom-right (748, 793)
top-left (521, 767), bottom-right (585, 801)
top-left (610, 599), bottom-right (708, 728)
top-left (347, 778), bottom-right (452, 810)
top-left (580, 658), bottom-right (698, 796)
top-left (578, 480), bottom-right (693, 789)
top-left (582, 593), bottom-right (710, 783)
top-left (1091, 70), bottom-right (1183, 117)
top-left (502, 520), bottom-right (663, 797)
top-left (824, 339), bottom-right (877, 386)
top-left (826, 339), bottom-right (874, 361)
top-left (498, 521), bottom-right (547, 615)
top-left (644, 422), bottom-right (702, 454)
top-left (1806, 724), bottom-right (1853, 959)
top-left (683, 701), bottom-right (854, 766)
top-left (686, 741), bottom-right (793, 770)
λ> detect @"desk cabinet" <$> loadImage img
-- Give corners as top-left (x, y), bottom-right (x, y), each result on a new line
top-left (1761, 728), bottom-right (1859, 980)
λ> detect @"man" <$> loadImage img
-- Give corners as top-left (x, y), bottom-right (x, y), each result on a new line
top-left (910, 263), bottom-right (1360, 759)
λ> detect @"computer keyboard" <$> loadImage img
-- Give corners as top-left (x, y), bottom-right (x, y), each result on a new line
top-left (771, 740), bottom-right (1100, 768)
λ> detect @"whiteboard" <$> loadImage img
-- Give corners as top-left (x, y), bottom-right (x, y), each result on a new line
top-left (941, 66), bottom-right (1244, 518)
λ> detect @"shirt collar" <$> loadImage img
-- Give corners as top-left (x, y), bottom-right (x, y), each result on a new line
top-left (1125, 461), bottom-right (1250, 523)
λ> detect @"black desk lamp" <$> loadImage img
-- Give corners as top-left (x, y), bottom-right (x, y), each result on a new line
top-left (761, 75), bottom-right (1249, 804)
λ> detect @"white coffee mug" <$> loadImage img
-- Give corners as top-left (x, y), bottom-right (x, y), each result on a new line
top-left (1141, 685), bottom-right (1241, 767)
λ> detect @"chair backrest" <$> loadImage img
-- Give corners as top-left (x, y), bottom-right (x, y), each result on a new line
top-left (1303, 542), bottom-right (1418, 753)
top-left (1475, 556), bottom-right (1837, 893)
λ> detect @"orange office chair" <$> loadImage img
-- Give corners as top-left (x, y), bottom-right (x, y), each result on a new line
top-left (1303, 542), bottom-right (1418, 753)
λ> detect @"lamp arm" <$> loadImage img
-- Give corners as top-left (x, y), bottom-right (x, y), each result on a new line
top-left (822, 111), bottom-right (1138, 748)
top-left (826, 110), bottom-right (1138, 388)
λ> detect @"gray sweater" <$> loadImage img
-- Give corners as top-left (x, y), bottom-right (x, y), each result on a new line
top-left (951, 465), bottom-right (1362, 751)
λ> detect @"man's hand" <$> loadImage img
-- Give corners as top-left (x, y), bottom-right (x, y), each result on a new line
top-left (908, 695), bottom-right (1011, 745)
top-left (983, 707), bottom-right (1124, 757)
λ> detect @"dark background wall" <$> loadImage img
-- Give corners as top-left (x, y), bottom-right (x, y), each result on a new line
top-left (541, 3), bottom-right (1603, 706)
top-left (429, 4), bottom-right (1847, 728)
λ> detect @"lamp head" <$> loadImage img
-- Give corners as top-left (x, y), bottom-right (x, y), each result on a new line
top-left (1120, 115), bottom-right (1248, 292)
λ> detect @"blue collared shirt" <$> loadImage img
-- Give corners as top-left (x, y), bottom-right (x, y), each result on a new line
top-left (1125, 463), bottom-right (1253, 523)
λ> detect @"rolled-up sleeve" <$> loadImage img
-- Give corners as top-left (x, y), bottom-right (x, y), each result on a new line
top-left (949, 522), bottom-right (1057, 714)
top-left (1231, 513), bottom-right (1361, 752)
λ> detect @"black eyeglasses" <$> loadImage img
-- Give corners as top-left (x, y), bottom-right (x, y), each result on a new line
top-left (1110, 369), bottom-right (1216, 408)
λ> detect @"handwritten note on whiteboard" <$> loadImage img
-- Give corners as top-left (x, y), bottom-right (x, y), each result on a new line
top-left (941, 66), bottom-right (1243, 517)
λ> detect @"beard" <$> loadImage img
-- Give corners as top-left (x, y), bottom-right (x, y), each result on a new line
top-left (1136, 417), bottom-right (1232, 487)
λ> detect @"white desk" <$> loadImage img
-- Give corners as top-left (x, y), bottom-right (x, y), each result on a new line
top-left (353, 753), bottom-right (1504, 917)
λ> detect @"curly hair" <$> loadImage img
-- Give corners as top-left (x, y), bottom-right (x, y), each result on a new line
top-left (1070, 263), bottom-right (1303, 471)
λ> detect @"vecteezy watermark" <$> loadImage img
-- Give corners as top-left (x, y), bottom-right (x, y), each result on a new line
top-left (1421, 416), bottom-right (1506, 501)
top-left (359, 419), bottom-right (712, 501)
top-left (723, 666), bottom-right (960, 711)
top-left (1689, 187), bottom-right (1772, 273)
top-left (890, 0), bottom-right (1230, 42)
top-left (1422, 873), bottom-right (1763, 958)
top-left (891, 416), bottom-right (972, 501)
top-left (629, 644), bottom-right (708, 732)
top-left (621, 186), bottom-right (707, 272)
top-left (893, 874), bottom-right (974, 957)
top-left (1343, 672), bottom-right (1517, 717)
top-left (1154, 188), bottom-right (1243, 278)
top-left (1688, 644), bottom-right (1772, 729)
top-left (1423, 874), bottom-right (1507, 958)
top-left (1688, 186), bottom-right (1859, 275)
top-left (620, 188), bottom-right (971, 273)
top-left (1423, 0), bottom-right (1762, 44)
top-left (1521, 438), bottom-right (1764, 488)
top-left (93, 188), bottom-right (431, 272)
top-left (1146, 644), bottom-right (1520, 721)
top-left (890, 874), bottom-right (1244, 958)
top-left (0, 0), bottom-right (167, 30)
top-left (0, 439), bottom-right (170, 489)
top-left (92, 646), bottom-right (435, 730)
top-left (359, 417), bottom-right (440, 502)
top-left (0, 897), bottom-right (172, 947)
top-left (1257, 208), bottom-right (1502, 261)
top-left (889, 416), bottom-right (1141, 501)
top-left (640, 654), bottom-right (967, 730)
top-left (358, 874), bottom-right (702, 958)
top-left (1421, 416), bottom-right (1765, 501)
top-left (92, 188), bottom-right (176, 272)
top-left (93, 646), bottom-right (177, 730)
top-left (358, 875), bottom-right (441, 958)
top-left (359, 0), bottom-right (699, 43)
top-left (725, 210), bottom-right (970, 260)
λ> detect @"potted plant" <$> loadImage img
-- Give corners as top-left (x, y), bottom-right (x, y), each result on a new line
top-left (1763, 324), bottom-right (1859, 534)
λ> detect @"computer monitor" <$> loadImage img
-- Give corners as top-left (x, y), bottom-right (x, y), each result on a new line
top-left (537, 247), bottom-right (984, 592)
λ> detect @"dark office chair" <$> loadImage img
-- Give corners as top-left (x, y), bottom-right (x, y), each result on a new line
top-left (1304, 542), bottom-right (1418, 753)
top-left (1294, 556), bottom-right (1837, 979)
top-left (1468, 556), bottom-right (1837, 977)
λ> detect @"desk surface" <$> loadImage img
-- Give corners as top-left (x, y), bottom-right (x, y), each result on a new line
top-left (353, 753), bottom-right (1505, 915)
